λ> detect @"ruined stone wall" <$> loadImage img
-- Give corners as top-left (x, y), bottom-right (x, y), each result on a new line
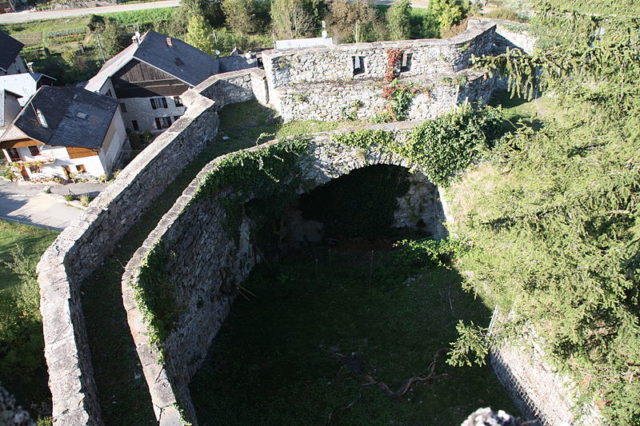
top-left (121, 128), bottom-right (443, 425)
top-left (263, 21), bottom-right (499, 122)
top-left (489, 310), bottom-right (603, 425)
top-left (36, 68), bottom-right (261, 425)
top-left (196, 68), bottom-right (268, 110)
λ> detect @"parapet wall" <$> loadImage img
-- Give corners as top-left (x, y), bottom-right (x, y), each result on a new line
top-left (36, 69), bottom-right (260, 425)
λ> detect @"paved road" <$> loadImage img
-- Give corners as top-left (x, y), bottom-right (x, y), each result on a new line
top-left (0, 0), bottom-right (429, 24)
top-left (0, 180), bottom-right (106, 230)
top-left (0, 0), bottom-right (179, 24)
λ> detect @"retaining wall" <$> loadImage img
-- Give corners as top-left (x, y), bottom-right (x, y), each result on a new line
top-left (36, 69), bottom-right (260, 425)
top-left (121, 127), bottom-right (450, 425)
top-left (489, 310), bottom-right (603, 425)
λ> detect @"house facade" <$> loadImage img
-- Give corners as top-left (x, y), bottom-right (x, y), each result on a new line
top-left (85, 31), bottom-right (220, 134)
top-left (0, 87), bottom-right (128, 180)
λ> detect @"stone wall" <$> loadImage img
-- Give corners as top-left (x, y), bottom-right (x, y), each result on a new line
top-left (263, 21), bottom-right (501, 122)
top-left (36, 67), bottom-right (262, 425)
top-left (195, 68), bottom-right (268, 110)
top-left (489, 310), bottom-right (603, 425)
top-left (121, 128), bottom-right (445, 425)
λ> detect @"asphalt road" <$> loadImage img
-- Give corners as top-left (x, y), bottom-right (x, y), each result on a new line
top-left (0, 0), bottom-right (429, 24)
top-left (0, 0), bottom-right (180, 24)
top-left (0, 180), bottom-right (105, 230)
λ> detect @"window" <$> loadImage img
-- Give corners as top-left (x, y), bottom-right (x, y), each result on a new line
top-left (352, 56), bottom-right (365, 76)
top-left (173, 96), bottom-right (183, 107)
top-left (400, 52), bottom-right (413, 72)
top-left (76, 164), bottom-right (86, 173)
top-left (150, 98), bottom-right (168, 109)
top-left (120, 102), bottom-right (127, 113)
top-left (6, 148), bottom-right (20, 162)
top-left (131, 120), bottom-right (139, 131)
top-left (28, 145), bottom-right (40, 156)
top-left (154, 116), bottom-right (172, 129)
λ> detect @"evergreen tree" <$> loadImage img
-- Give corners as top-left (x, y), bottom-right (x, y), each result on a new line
top-left (387, 0), bottom-right (412, 40)
top-left (184, 14), bottom-right (216, 54)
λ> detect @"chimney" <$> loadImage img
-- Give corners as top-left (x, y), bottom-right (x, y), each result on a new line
top-left (26, 62), bottom-right (34, 73)
top-left (166, 37), bottom-right (173, 47)
top-left (36, 109), bottom-right (48, 128)
top-left (132, 31), bottom-right (141, 44)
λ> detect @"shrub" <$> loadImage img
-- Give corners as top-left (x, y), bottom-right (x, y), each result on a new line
top-left (387, 0), bottom-right (412, 40)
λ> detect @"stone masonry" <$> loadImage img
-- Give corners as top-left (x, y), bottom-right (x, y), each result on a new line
top-left (35, 20), bottom-right (552, 426)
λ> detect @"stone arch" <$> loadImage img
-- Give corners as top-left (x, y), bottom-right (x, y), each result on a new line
top-left (122, 132), bottom-right (448, 424)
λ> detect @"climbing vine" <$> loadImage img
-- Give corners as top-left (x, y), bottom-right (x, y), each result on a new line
top-left (374, 49), bottom-right (419, 122)
top-left (334, 106), bottom-right (506, 187)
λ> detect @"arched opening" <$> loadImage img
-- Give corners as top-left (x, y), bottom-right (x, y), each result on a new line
top-left (188, 163), bottom-right (515, 424)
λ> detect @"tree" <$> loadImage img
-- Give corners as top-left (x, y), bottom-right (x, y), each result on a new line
top-left (184, 14), bottom-right (216, 54)
top-left (222, 0), bottom-right (258, 34)
top-left (327, 0), bottom-right (383, 43)
top-left (428, 0), bottom-right (465, 34)
top-left (387, 0), bottom-right (412, 40)
top-left (271, 0), bottom-right (315, 39)
top-left (97, 18), bottom-right (123, 58)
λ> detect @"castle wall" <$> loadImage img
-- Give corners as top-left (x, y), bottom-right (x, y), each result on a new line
top-left (36, 69), bottom-right (260, 425)
top-left (263, 21), bottom-right (499, 122)
top-left (122, 130), bottom-right (435, 425)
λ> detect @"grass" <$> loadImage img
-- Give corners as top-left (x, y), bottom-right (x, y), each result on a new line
top-left (0, 220), bottom-right (58, 412)
top-left (190, 243), bottom-right (517, 425)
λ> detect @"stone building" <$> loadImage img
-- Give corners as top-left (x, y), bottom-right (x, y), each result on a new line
top-left (0, 31), bottom-right (28, 75)
top-left (0, 86), bottom-right (128, 179)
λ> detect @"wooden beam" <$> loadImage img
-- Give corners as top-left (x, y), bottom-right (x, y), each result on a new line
top-left (0, 139), bottom-right (44, 149)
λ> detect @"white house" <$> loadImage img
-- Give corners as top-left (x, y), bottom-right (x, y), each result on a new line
top-left (0, 86), bottom-right (129, 180)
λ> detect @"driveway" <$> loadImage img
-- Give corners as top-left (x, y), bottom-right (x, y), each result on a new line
top-left (0, 0), bottom-right (179, 24)
top-left (0, 180), bottom-right (106, 230)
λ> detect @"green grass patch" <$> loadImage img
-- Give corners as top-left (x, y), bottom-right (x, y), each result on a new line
top-left (190, 242), bottom-right (517, 424)
top-left (0, 220), bottom-right (58, 413)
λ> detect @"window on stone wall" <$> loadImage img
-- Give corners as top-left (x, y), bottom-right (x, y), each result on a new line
top-left (400, 52), bottom-right (413, 72)
top-left (150, 98), bottom-right (168, 110)
top-left (352, 56), bottom-right (366, 76)
top-left (120, 102), bottom-right (127, 113)
top-left (132, 120), bottom-right (139, 131)
top-left (150, 98), bottom-right (157, 109)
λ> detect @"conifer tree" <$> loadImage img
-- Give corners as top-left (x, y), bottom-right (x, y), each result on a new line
top-left (184, 14), bottom-right (216, 55)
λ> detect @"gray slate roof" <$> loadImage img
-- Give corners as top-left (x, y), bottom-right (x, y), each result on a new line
top-left (0, 31), bottom-right (24, 72)
top-left (7, 86), bottom-right (118, 149)
top-left (85, 30), bottom-right (219, 92)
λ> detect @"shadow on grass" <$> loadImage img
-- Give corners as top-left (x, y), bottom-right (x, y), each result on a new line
top-left (489, 89), bottom-right (544, 132)
top-left (191, 244), bottom-right (517, 425)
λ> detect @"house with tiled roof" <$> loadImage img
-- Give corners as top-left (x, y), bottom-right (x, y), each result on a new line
top-left (85, 30), bottom-right (221, 134)
top-left (0, 86), bottom-right (129, 180)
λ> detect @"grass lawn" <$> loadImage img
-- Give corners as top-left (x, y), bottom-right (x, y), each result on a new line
top-left (191, 243), bottom-right (517, 425)
top-left (0, 220), bottom-right (58, 412)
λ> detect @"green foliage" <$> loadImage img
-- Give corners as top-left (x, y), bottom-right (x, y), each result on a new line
top-left (222, 0), bottom-right (261, 34)
top-left (427, 0), bottom-right (469, 35)
top-left (271, 0), bottom-right (315, 39)
top-left (196, 138), bottom-right (311, 239)
top-left (333, 108), bottom-right (506, 187)
top-left (387, 0), bottom-right (412, 40)
top-left (452, 1), bottom-right (640, 423)
top-left (393, 237), bottom-right (469, 269)
top-left (327, 0), bottom-right (386, 43)
top-left (0, 221), bottom-right (57, 407)
top-left (447, 321), bottom-right (489, 367)
top-left (184, 14), bottom-right (216, 55)
top-left (135, 244), bottom-right (184, 348)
